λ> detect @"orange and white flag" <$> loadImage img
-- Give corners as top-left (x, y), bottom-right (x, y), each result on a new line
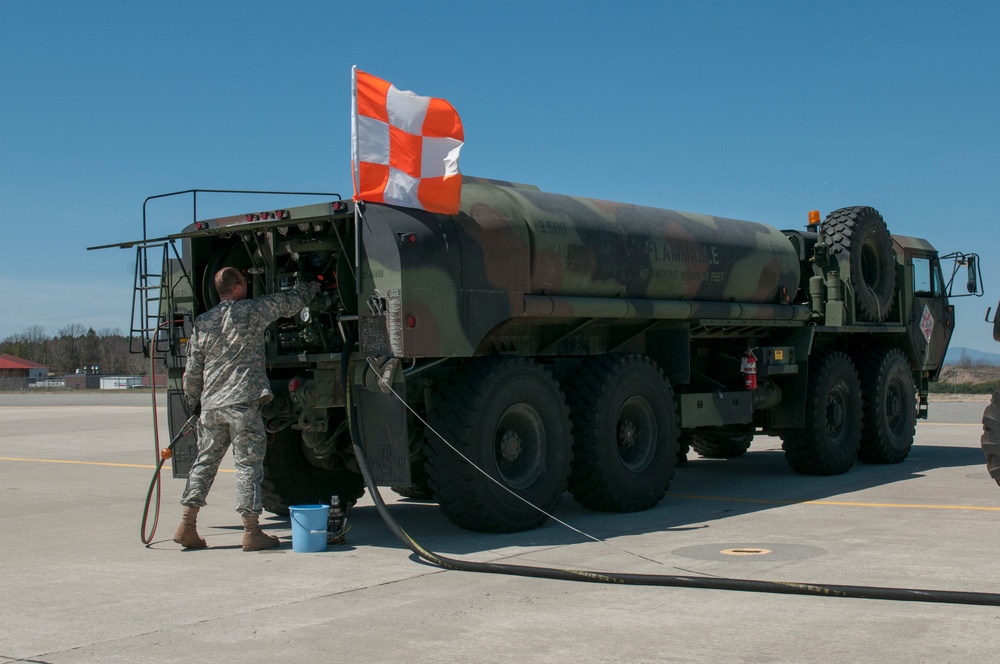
top-left (351, 67), bottom-right (464, 215)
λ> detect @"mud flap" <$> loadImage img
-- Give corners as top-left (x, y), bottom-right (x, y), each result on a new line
top-left (354, 373), bottom-right (411, 485)
top-left (167, 388), bottom-right (198, 478)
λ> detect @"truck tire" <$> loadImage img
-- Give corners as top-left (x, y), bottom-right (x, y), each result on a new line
top-left (822, 206), bottom-right (896, 322)
top-left (782, 351), bottom-right (862, 475)
top-left (982, 388), bottom-right (1000, 486)
top-left (424, 357), bottom-right (572, 533)
top-left (262, 426), bottom-right (365, 515)
top-left (859, 348), bottom-right (917, 464)
top-left (690, 433), bottom-right (753, 459)
top-left (566, 354), bottom-right (679, 512)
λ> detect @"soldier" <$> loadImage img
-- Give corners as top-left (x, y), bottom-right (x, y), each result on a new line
top-left (173, 266), bottom-right (320, 551)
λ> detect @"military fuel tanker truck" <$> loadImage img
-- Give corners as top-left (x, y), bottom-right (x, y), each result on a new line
top-left (99, 178), bottom-right (981, 533)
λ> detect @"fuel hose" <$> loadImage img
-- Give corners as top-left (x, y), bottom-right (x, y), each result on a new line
top-left (343, 345), bottom-right (1000, 607)
top-left (141, 413), bottom-right (197, 545)
top-left (140, 319), bottom-right (196, 545)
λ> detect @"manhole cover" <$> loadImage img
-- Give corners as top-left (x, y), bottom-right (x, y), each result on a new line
top-left (672, 543), bottom-right (825, 562)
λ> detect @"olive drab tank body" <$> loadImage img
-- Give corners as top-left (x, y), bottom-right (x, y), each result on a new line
top-left (360, 179), bottom-right (802, 357)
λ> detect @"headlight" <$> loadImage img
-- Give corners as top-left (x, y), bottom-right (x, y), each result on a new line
top-left (300, 307), bottom-right (311, 323)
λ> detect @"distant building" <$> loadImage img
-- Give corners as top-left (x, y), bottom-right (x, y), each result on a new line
top-left (0, 354), bottom-right (49, 382)
top-left (62, 365), bottom-right (149, 390)
top-left (64, 373), bottom-right (101, 390)
top-left (99, 376), bottom-right (144, 390)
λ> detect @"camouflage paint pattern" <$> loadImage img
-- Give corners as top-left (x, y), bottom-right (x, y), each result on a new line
top-left (179, 280), bottom-right (319, 507)
top-left (180, 402), bottom-right (268, 515)
top-left (183, 282), bottom-right (320, 409)
top-left (360, 179), bottom-right (802, 359)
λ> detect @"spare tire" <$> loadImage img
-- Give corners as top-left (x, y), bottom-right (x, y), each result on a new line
top-left (822, 206), bottom-right (896, 322)
top-left (690, 433), bottom-right (753, 459)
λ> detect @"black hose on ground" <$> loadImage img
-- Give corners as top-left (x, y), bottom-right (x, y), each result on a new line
top-left (342, 346), bottom-right (1000, 607)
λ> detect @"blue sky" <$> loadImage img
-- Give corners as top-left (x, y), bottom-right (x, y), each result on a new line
top-left (1, 1), bottom-right (998, 351)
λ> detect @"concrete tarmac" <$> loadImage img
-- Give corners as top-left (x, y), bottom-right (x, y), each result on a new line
top-left (1, 395), bottom-right (998, 663)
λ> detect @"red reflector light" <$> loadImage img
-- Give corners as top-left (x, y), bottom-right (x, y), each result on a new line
top-left (288, 377), bottom-right (302, 393)
top-left (406, 315), bottom-right (416, 328)
top-left (245, 214), bottom-right (254, 222)
top-left (407, 234), bottom-right (416, 243)
top-left (332, 201), bottom-right (346, 212)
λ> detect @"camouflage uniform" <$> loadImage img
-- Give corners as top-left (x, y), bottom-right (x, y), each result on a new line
top-left (181, 281), bottom-right (320, 515)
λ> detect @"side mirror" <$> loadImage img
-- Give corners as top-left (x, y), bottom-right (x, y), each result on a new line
top-left (967, 255), bottom-right (978, 294)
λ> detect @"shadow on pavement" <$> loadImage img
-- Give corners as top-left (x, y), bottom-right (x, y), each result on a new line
top-left (270, 441), bottom-right (988, 558)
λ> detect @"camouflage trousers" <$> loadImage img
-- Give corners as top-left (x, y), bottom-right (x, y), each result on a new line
top-left (180, 401), bottom-right (267, 516)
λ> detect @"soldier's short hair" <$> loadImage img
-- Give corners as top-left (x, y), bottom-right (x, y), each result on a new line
top-left (215, 267), bottom-right (245, 298)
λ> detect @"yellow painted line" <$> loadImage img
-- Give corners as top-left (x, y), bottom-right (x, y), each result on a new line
top-left (0, 405), bottom-right (154, 409)
top-left (0, 457), bottom-right (234, 473)
top-left (919, 422), bottom-right (983, 427)
top-left (672, 493), bottom-right (1000, 512)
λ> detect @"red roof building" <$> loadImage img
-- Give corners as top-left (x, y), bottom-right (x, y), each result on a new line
top-left (0, 354), bottom-right (49, 385)
top-left (0, 354), bottom-right (48, 372)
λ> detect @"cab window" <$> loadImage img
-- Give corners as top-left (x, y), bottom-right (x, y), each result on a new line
top-left (912, 256), bottom-right (943, 297)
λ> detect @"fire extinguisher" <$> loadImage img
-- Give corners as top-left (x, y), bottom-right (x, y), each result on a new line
top-left (741, 348), bottom-right (758, 390)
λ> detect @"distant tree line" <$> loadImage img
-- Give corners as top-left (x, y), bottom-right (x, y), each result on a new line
top-left (1, 325), bottom-right (149, 376)
top-left (952, 351), bottom-right (1000, 370)
top-left (930, 352), bottom-right (1000, 395)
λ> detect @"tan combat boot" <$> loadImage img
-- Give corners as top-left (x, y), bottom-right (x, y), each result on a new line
top-left (173, 506), bottom-right (207, 549)
top-left (242, 514), bottom-right (280, 551)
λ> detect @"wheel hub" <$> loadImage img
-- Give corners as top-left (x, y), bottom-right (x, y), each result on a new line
top-left (493, 403), bottom-right (546, 490)
top-left (616, 397), bottom-right (657, 471)
top-left (618, 420), bottom-right (637, 448)
top-left (499, 430), bottom-right (523, 462)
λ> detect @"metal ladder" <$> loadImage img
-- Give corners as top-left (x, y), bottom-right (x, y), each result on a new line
top-left (129, 242), bottom-right (184, 358)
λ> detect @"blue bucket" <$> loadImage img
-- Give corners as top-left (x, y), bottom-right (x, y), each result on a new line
top-left (289, 504), bottom-right (329, 553)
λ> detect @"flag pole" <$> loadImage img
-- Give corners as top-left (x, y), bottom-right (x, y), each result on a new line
top-left (350, 66), bottom-right (362, 295)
